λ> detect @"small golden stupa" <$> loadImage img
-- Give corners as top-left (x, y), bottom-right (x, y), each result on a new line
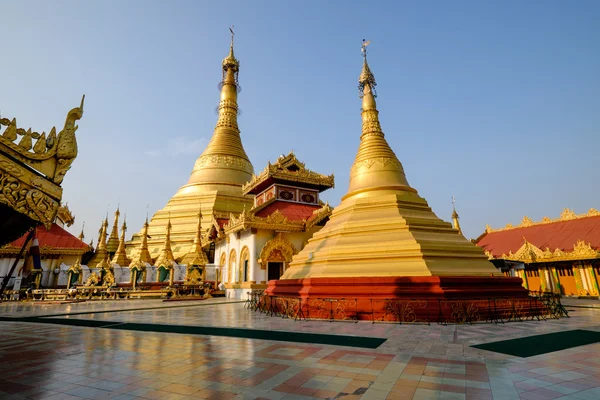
top-left (278, 41), bottom-right (499, 280)
top-left (127, 29), bottom-right (254, 261)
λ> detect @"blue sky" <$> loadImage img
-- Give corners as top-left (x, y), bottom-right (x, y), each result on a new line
top-left (2, 0), bottom-right (599, 240)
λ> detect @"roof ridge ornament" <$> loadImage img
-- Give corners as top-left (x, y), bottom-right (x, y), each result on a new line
top-left (485, 207), bottom-right (600, 233)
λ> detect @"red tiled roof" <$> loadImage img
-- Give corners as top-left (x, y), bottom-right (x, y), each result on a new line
top-left (476, 215), bottom-right (600, 258)
top-left (254, 202), bottom-right (321, 222)
top-left (9, 224), bottom-right (90, 251)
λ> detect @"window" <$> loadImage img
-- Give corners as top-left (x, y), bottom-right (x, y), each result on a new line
top-left (244, 260), bottom-right (249, 282)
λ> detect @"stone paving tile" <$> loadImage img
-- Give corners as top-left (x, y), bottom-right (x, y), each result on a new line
top-left (0, 299), bottom-right (600, 399)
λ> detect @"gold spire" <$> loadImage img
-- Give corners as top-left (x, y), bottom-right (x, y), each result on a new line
top-left (106, 207), bottom-right (120, 253)
top-left (125, 30), bottom-right (255, 261)
top-left (185, 27), bottom-right (252, 187)
top-left (277, 41), bottom-right (499, 280)
top-left (88, 218), bottom-right (108, 268)
top-left (129, 216), bottom-right (152, 268)
top-left (154, 216), bottom-right (176, 267)
top-left (452, 196), bottom-right (462, 235)
top-left (77, 222), bottom-right (85, 241)
top-left (180, 209), bottom-right (209, 266)
top-left (346, 40), bottom-right (411, 199)
top-left (222, 25), bottom-right (239, 71)
top-left (112, 216), bottom-right (129, 266)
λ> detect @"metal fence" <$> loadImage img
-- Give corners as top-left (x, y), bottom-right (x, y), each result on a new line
top-left (245, 291), bottom-right (569, 324)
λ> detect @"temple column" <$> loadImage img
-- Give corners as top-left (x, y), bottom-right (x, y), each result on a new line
top-left (587, 263), bottom-right (599, 296)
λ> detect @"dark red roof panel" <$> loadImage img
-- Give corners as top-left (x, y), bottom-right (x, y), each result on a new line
top-left (476, 215), bottom-right (600, 258)
top-left (254, 202), bottom-right (321, 222)
top-left (9, 224), bottom-right (90, 250)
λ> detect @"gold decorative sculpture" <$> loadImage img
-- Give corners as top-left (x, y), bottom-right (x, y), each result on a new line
top-left (0, 96), bottom-right (84, 231)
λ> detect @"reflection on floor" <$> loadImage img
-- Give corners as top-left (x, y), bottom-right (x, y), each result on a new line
top-left (1, 298), bottom-right (600, 399)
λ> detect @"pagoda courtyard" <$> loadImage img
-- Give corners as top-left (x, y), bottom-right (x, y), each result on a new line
top-left (1, 298), bottom-right (600, 400)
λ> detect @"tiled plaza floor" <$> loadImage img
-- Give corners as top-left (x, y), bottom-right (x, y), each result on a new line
top-left (1, 298), bottom-right (600, 399)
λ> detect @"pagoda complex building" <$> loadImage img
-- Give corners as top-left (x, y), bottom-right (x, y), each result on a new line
top-left (475, 208), bottom-right (600, 297)
top-left (125, 32), bottom-right (254, 265)
top-left (0, 205), bottom-right (91, 288)
top-left (217, 152), bottom-right (334, 298)
top-left (264, 42), bottom-right (529, 320)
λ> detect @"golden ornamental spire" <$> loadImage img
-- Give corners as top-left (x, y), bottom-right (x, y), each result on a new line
top-left (88, 218), bottom-right (108, 268)
top-left (451, 196), bottom-right (462, 235)
top-left (98, 217), bottom-right (108, 251)
top-left (186, 27), bottom-right (253, 187)
top-left (139, 217), bottom-right (152, 263)
top-left (181, 208), bottom-right (209, 266)
top-left (78, 222), bottom-right (85, 241)
top-left (112, 216), bottom-right (129, 266)
top-left (106, 207), bottom-right (120, 253)
top-left (154, 216), bottom-right (176, 267)
top-left (346, 40), bottom-right (412, 199)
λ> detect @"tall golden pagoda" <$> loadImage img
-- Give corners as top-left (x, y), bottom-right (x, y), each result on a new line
top-left (127, 29), bottom-right (254, 262)
top-left (276, 41), bottom-right (500, 280)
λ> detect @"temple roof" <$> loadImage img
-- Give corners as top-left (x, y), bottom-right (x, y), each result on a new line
top-left (254, 202), bottom-right (322, 221)
top-left (242, 152), bottom-right (334, 195)
top-left (475, 208), bottom-right (600, 262)
top-left (1, 224), bottom-right (90, 256)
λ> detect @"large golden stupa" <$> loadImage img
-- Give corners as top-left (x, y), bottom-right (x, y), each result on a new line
top-left (127, 31), bottom-right (253, 261)
top-left (266, 42), bottom-right (527, 312)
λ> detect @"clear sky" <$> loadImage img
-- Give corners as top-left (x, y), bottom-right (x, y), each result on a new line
top-left (2, 0), bottom-right (599, 241)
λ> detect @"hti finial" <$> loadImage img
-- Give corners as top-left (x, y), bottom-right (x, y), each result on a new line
top-left (229, 25), bottom-right (235, 48)
top-left (452, 196), bottom-right (456, 209)
top-left (361, 39), bottom-right (371, 59)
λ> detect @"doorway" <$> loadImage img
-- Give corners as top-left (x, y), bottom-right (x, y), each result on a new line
top-left (267, 262), bottom-right (283, 281)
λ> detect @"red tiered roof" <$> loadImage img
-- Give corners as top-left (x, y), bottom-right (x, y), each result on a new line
top-left (255, 202), bottom-right (322, 222)
top-left (476, 215), bottom-right (600, 258)
top-left (9, 224), bottom-right (90, 251)
top-left (215, 218), bottom-right (229, 229)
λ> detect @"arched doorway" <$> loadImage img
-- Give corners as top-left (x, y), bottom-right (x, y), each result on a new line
top-left (259, 233), bottom-right (297, 282)
top-left (239, 246), bottom-right (250, 283)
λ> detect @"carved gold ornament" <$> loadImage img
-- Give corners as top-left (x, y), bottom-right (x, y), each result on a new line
top-left (0, 97), bottom-right (84, 228)
top-left (242, 152), bottom-right (334, 195)
top-left (258, 233), bottom-right (297, 269)
top-left (496, 239), bottom-right (599, 263)
top-left (485, 208), bottom-right (600, 233)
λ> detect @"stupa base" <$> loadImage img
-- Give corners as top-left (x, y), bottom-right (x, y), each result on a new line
top-left (262, 276), bottom-right (545, 323)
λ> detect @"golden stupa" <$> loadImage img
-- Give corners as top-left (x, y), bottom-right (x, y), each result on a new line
top-left (127, 30), bottom-right (254, 261)
top-left (278, 42), bottom-right (500, 280)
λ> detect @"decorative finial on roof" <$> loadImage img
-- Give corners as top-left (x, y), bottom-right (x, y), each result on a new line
top-left (222, 25), bottom-right (240, 74)
top-left (359, 39), bottom-right (376, 98)
top-left (78, 221), bottom-right (85, 241)
top-left (451, 196), bottom-right (462, 235)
